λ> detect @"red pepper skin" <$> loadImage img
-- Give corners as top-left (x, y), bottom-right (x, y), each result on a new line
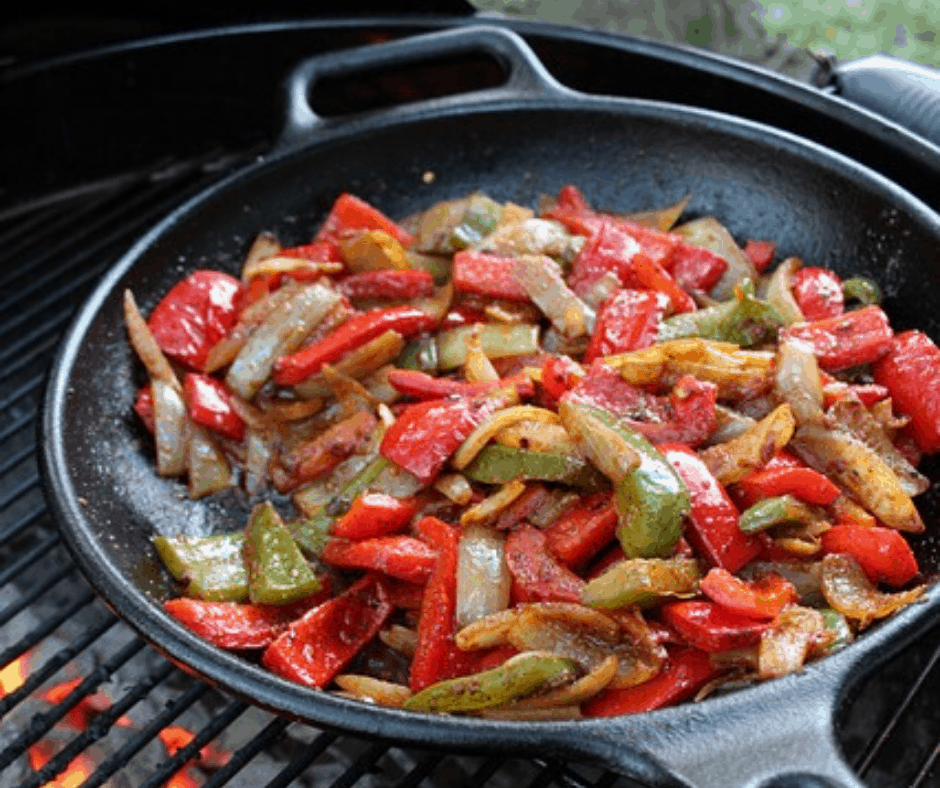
top-left (700, 568), bottom-right (799, 621)
top-left (540, 354), bottom-right (586, 404)
top-left (261, 573), bottom-right (392, 689)
top-left (273, 306), bottom-right (437, 385)
top-left (584, 289), bottom-right (670, 363)
top-left (566, 365), bottom-right (717, 448)
top-left (322, 536), bottom-right (438, 585)
top-left (734, 464), bottom-right (841, 508)
top-left (147, 270), bottom-right (244, 371)
top-left (386, 369), bottom-right (534, 401)
top-left (659, 600), bottom-right (768, 653)
top-left (582, 647), bottom-right (719, 717)
top-left (331, 492), bottom-right (420, 540)
top-left (163, 588), bottom-right (331, 650)
top-left (669, 243), bottom-right (728, 293)
top-left (871, 330), bottom-right (940, 453)
top-left (452, 250), bottom-right (531, 302)
top-left (337, 269), bottom-right (435, 301)
top-left (386, 579), bottom-right (426, 611)
top-left (380, 388), bottom-right (513, 484)
top-left (820, 525), bottom-right (919, 587)
top-left (821, 377), bottom-right (889, 409)
top-left (660, 444), bottom-right (762, 573)
top-left (410, 517), bottom-right (465, 691)
top-left (315, 193), bottom-right (414, 249)
top-left (544, 492), bottom-right (618, 568)
top-left (791, 266), bottom-right (844, 321)
top-left (504, 524), bottom-right (585, 604)
top-left (183, 373), bottom-right (246, 442)
top-left (743, 239), bottom-right (776, 273)
top-left (566, 221), bottom-right (644, 296)
top-left (586, 542), bottom-right (627, 579)
top-left (633, 253), bottom-right (696, 314)
top-left (280, 240), bottom-right (343, 264)
top-left (780, 305), bottom-right (893, 371)
top-left (134, 385), bottom-right (155, 433)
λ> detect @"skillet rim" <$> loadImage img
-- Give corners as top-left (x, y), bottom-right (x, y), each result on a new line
top-left (39, 87), bottom-right (940, 775)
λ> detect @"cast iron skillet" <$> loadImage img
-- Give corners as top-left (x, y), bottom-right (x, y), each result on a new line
top-left (41, 25), bottom-right (940, 788)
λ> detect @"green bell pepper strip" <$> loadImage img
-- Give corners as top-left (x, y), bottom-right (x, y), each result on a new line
top-left (287, 456), bottom-right (390, 556)
top-left (819, 608), bottom-right (854, 654)
top-left (448, 193), bottom-right (503, 251)
top-left (658, 278), bottom-right (785, 347)
top-left (462, 444), bottom-right (608, 489)
top-left (581, 556), bottom-right (700, 609)
top-left (396, 335), bottom-right (439, 372)
top-left (154, 532), bottom-right (248, 602)
top-left (565, 403), bottom-right (690, 558)
top-left (737, 494), bottom-right (821, 534)
top-left (244, 502), bottom-right (321, 605)
top-left (841, 276), bottom-right (882, 307)
top-left (403, 652), bottom-right (576, 713)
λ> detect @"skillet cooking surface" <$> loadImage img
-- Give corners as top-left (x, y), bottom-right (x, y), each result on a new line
top-left (41, 27), bottom-right (940, 788)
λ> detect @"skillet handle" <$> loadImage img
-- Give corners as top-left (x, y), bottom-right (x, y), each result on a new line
top-left (828, 54), bottom-right (940, 148)
top-left (280, 25), bottom-right (575, 147)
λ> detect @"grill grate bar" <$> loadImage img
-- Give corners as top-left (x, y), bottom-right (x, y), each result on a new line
top-left (526, 760), bottom-right (566, 788)
top-left (910, 742), bottom-right (940, 788)
top-left (0, 612), bottom-right (116, 721)
top-left (0, 503), bottom-right (45, 548)
top-left (262, 729), bottom-right (340, 788)
top-left (17, 659), bottom-right (178, 788)
top-left (0, 409), bottom-right (36, 448)
top-left (200, 717), bottom-right (292, 788)
top-left (0, 203), bottom-right (69, 259)
top-left (137, 700), bottom-right (249, 788)
top-left (78, 679), bottom-right (211, 788)
top-left (467, 756), bottom-right (509, 788)
top-left (0, 532), bottom-right (60, 588)
top-left (0, 562), bottom-right (77, 628)
top-left (394, 751), bottom-right (448, 788)
top-left (328, 739), bottom-right (389, 788)
top-left (0, 440), bottom-right (33, 478)
top-left (1, 331), bottom-right (60, 384)
top-left (855, 638), bottom-right (940, 777)
top-left (0, 473), bottom-right (41, 517)
top-left (0, 635), bottom-right (147, 770)
top-left (0, 372), bottom-right (44, 414)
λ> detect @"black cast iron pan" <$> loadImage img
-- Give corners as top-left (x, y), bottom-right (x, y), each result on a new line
top-left (41, 25), bottom-right (940, 788)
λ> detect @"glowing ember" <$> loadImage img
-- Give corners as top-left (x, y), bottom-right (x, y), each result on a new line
top-left (28, 741), bottom-right (95, 788)
top-left (159, 725), bottom-right (232, 772)
top-left (40, 677), bottom-right (134, 730)
top-left (0, 653), bottom-right (30, 698)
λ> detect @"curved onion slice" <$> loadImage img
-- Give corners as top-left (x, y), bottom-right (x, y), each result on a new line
top-left (820, 554), bottom-right (926, 627)
top-left (242, 257), bottom-right (343, 282)
top-left (187, 424), bottom-right (233, 499)
top-left (673, 216), bottom-right (756, 300)
top-left (765, 257), bottom-right (806, 326)
top-left (464, 327), bottom-right (500, 383)
top-left (412, 280), bottom-right (453, 323)
top-left (459, 480), bottom-right (527, 527)
top-left (293, 330), bottom-right (405, 399)
top-left (123, 290), bottom-right (180, 391)
top-left (774, 337), bottom-right (824, 426)
top-left (452, 405), bottom-right (557, 470)
top-left (434, 473), bottom-right (473, 505)
top-left (705, 405), bottom-right (757, 446)
top-left (494, 420), bottom-right (581, 455)
top-left (152, 380), bottom-right (188, 476)
top-left (378, 625), bottom-right (418, 657)
top-left (240, 231), bottom-right (282, 279)
top-left (698, 403), bottom-right (795, 485)
top-left (455, 608), bottom-right (519, 651)
top-left (513, 654), bottom-right (618, 709)
top-left (758, 605), bottom-right (828, 679)
top-left (514, 254), bottom-right (595, 338)
top-left (334, 675), bottom-right (412, 708)
top-left (455, 523), bottom-right (511, 626)
top-left (790, 424), bottom-right (925, 533)
top-left (244, 429), bottom-right (274, 496)
top-left (557, 400), bottom-right (641, 485)
top-left (625, 195), bottom-right (691, 232)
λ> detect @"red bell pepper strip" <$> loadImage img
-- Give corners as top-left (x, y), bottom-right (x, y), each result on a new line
top-left (386, 369), bottom-right (534, 401)
top-left (314, 193), bottom-right (414, 249)
top-left (565, 220), bottom-right (644, 296)
top-left (280, 240), bottom-right (343, 264)
top-left (147, 270), bottom-right (244, 371)
top-left (567, 364), bottom-right (717, 448)
top-left (743, 239), bottom-right (776, 273)
top-left (700, 568), bottom-right (799, 621)
top-left (543, 492), bottom-right (618, 568)
top-left (385, 579), bottom-right (426, 611)
top-left (820, 525), bottom-right (919, 587)
top-left (441, 304), bottom-right (491, 329)
top-left (183, 373), bottom-right (246, 442)
top-left (779, 305), bottom-right (893, 371)
top-left (163, 587), bottom-right (331, 650)
top-left (586, 542), bottom-right (627, 579)
top-left (540, 354), bottom-right (585, 404)
top-left (582, 647), bottom-right (719, 717)
top-left (337, 269), bottom-right (435, 301)
top-left (791, 266), bottom-right (844, 321)
top-left (273, 306), bottom-right (437, 385)
top-left (322, 536), bottom-right (438, 585)
top-left (331, 492), bottom-right (420, 540)
top-left (871, 329), bottom-right (940, 453)
top-left (380, 387), bottom-right (515, 484)
top-left (660, 444), bottom-right (762, 573)
top-left (452, 250), bottom-right (532, 302)
top-left (410, 517), bottom-right (467, 691)
top-left (632, 253), bottom-right (696, 314)
top-left (261, 573), bottom-right (392, 689)
top-left (669, 243), bottom-right (728, 293)
top-left (733, 463), bottom-right (841, 508)
top-left (819, 369), bottom-right (889, 408)
top-left (584, 289), bottom-right (670, 363)
top-left (504, 524), bottom-right (585, 604)
top-left (659, 600), bottom-right (768, 653)
top-left (492, 483), bottom-right (554, 530)
top-left (134, 384), bottom-right (155, 433)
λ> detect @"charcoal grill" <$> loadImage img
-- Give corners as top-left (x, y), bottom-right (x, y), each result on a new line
top-left (3, 7), bottom-right (940, 788)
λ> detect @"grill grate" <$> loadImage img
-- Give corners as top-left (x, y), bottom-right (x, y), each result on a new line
top-left (0, 152), bottom-right (938, 788)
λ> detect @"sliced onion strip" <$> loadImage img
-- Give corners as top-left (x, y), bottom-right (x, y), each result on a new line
top-left (455, 523), bottom-right (511, 626)
top-left (451, 404), bottom-right (556, 470)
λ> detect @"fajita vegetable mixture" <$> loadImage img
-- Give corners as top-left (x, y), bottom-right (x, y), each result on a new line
top-left (126, 185), bottom-right (938, 718)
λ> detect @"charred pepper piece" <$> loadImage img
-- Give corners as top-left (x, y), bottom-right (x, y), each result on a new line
top-left (154, 532), bottom-right (248, 602)
top-left (244, 502), bottom-right (321, 605)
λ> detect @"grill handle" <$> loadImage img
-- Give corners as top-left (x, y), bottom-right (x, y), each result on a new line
top-left (828, 54), bottom-right (940, 148)
top-left (279, 25), bottom-right (576, 148)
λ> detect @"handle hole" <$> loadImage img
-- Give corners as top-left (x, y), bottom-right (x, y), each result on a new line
top-left (309, 52), bottom-right (508, 117)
